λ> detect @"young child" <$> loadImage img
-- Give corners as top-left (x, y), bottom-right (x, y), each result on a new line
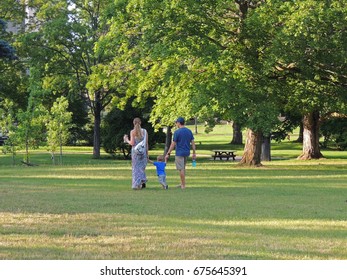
top-left (149, 155), bottom-right (168, 190)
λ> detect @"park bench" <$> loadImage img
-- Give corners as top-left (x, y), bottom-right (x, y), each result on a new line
top-left (212, 150), bottom-right (236, 161)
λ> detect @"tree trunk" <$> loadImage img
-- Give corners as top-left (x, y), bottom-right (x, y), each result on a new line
top-left (239, 129), bottom-right (263, 166)
top-left (51, 152), bottom-right (55, 165)
top-left (12, 148), bottom-right (15, 165)
top-left (164, 126), bottom-right (172, 156)
top-left (25, 140), bottom-right (29, 164)
top-left (231, 121), bottom-right (243, 144)
top-left (236, 0), bottom-right (249, 20)
top-left (295, 122), bottom-right (304, 143)
top-left (93, 112), bottom-right (101, 158)
top-left (298, 111), bottom-right (323, 160)
top-left (59, 143), bottom-right (63, 165)
top-left (93, 91), bottom-right (102, 159)
top-left (261, 135), bottom-right (271, 161)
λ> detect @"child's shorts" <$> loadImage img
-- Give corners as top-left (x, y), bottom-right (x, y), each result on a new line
top-left (158, 175), bottom-right (167, 186)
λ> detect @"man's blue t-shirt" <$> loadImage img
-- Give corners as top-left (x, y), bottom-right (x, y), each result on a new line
top-left (173, 127), bottom-right (194, 157)
top-left (153, 162), bottom-right (166, 176)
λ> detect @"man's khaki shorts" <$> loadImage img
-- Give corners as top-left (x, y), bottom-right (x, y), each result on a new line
top-left (175, 156), bottom-right (187, 171)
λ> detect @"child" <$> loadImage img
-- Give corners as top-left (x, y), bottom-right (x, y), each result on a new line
top-left (149, 155), bottom-right (168, 190)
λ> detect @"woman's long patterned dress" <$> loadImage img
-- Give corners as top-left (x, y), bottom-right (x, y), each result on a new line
top-left (131, 129), bottom-right (147, 189)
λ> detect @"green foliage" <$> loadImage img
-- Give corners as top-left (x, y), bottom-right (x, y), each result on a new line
top-left (0, 99), bottom-right (18, 164)
top-left (0, 14), bottom-right (27, 110)
top-left (99, 0), bottom-right (237, 128)
top-left (105, 0), bottom-right (285, 135)
top-left (1, 0), bottom-right (346, 164)
top-left (101, 98), bottom-right (165, 157)
top-left (19, 0), bottom-right (127, 157)
top-left (0, 0), bottom-right (25, 60)
top-left (16, 105), bottom-right (46, 164)
top-left (246, 0), bottom-right (347, 115)
top-left (14, 68), bottom-right (48, 164)
top-left (321, 116), bottom-right (347, 151)
top-left (0, 58), bottom-right (28, 110)
top-left (271, 112), bottom-right (302, 142)
top-left (46, 96), bottom-right (73, 164)
top-left (0, 32), bottom-right (16, 60)
top-left (0, 0), bottom-right (25, 23)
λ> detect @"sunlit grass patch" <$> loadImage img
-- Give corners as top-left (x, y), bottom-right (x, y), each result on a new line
top-left (1, 213), bottom-right (346, 260)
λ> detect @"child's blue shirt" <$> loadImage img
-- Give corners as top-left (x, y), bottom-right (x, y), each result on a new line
top-left (153, 162), bottom-right (166, 176)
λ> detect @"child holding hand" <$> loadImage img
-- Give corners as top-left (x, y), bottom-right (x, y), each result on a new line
top-left (149, 155), bottom-right (168, 190)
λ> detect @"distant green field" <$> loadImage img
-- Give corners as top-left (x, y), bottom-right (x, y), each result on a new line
top-left (0, 124), bottom-right (346, 259)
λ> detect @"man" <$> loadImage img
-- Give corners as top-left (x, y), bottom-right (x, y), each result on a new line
top-left (165, 117), bottom-right (196, 189)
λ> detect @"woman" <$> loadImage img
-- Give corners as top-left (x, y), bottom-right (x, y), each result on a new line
top-left (124, 117), bottom-right (148, 190)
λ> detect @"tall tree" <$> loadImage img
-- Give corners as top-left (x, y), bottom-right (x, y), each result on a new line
top-left (21, 0), bottom-right (122, 158)
top-left (100, 0), bottom-right (275, 163)
top-left (246, 0), bottom-right (347, 159)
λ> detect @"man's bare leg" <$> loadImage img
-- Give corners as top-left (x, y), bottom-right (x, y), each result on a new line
top-left (180, 169), bottom-right (186, 189)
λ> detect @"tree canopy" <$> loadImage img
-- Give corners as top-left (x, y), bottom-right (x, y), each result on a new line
top-left (1, 0), bottom-right (346, 164)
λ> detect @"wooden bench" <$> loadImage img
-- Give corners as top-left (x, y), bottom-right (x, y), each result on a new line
top-left (212, 150), bottom-right (236, 161)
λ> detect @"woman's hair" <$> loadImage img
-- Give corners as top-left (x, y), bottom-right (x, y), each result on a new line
top-left (133, 117), bottom-right (143, 139)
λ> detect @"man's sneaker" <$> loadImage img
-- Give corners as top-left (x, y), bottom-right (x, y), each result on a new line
top-left (165, 185), bottom-right (169, 190)
top-left (142, 183), bottom-right (146, 188)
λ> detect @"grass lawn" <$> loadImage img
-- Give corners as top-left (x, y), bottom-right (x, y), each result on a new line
top-left (0, 124), bottom-right (346, 260)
